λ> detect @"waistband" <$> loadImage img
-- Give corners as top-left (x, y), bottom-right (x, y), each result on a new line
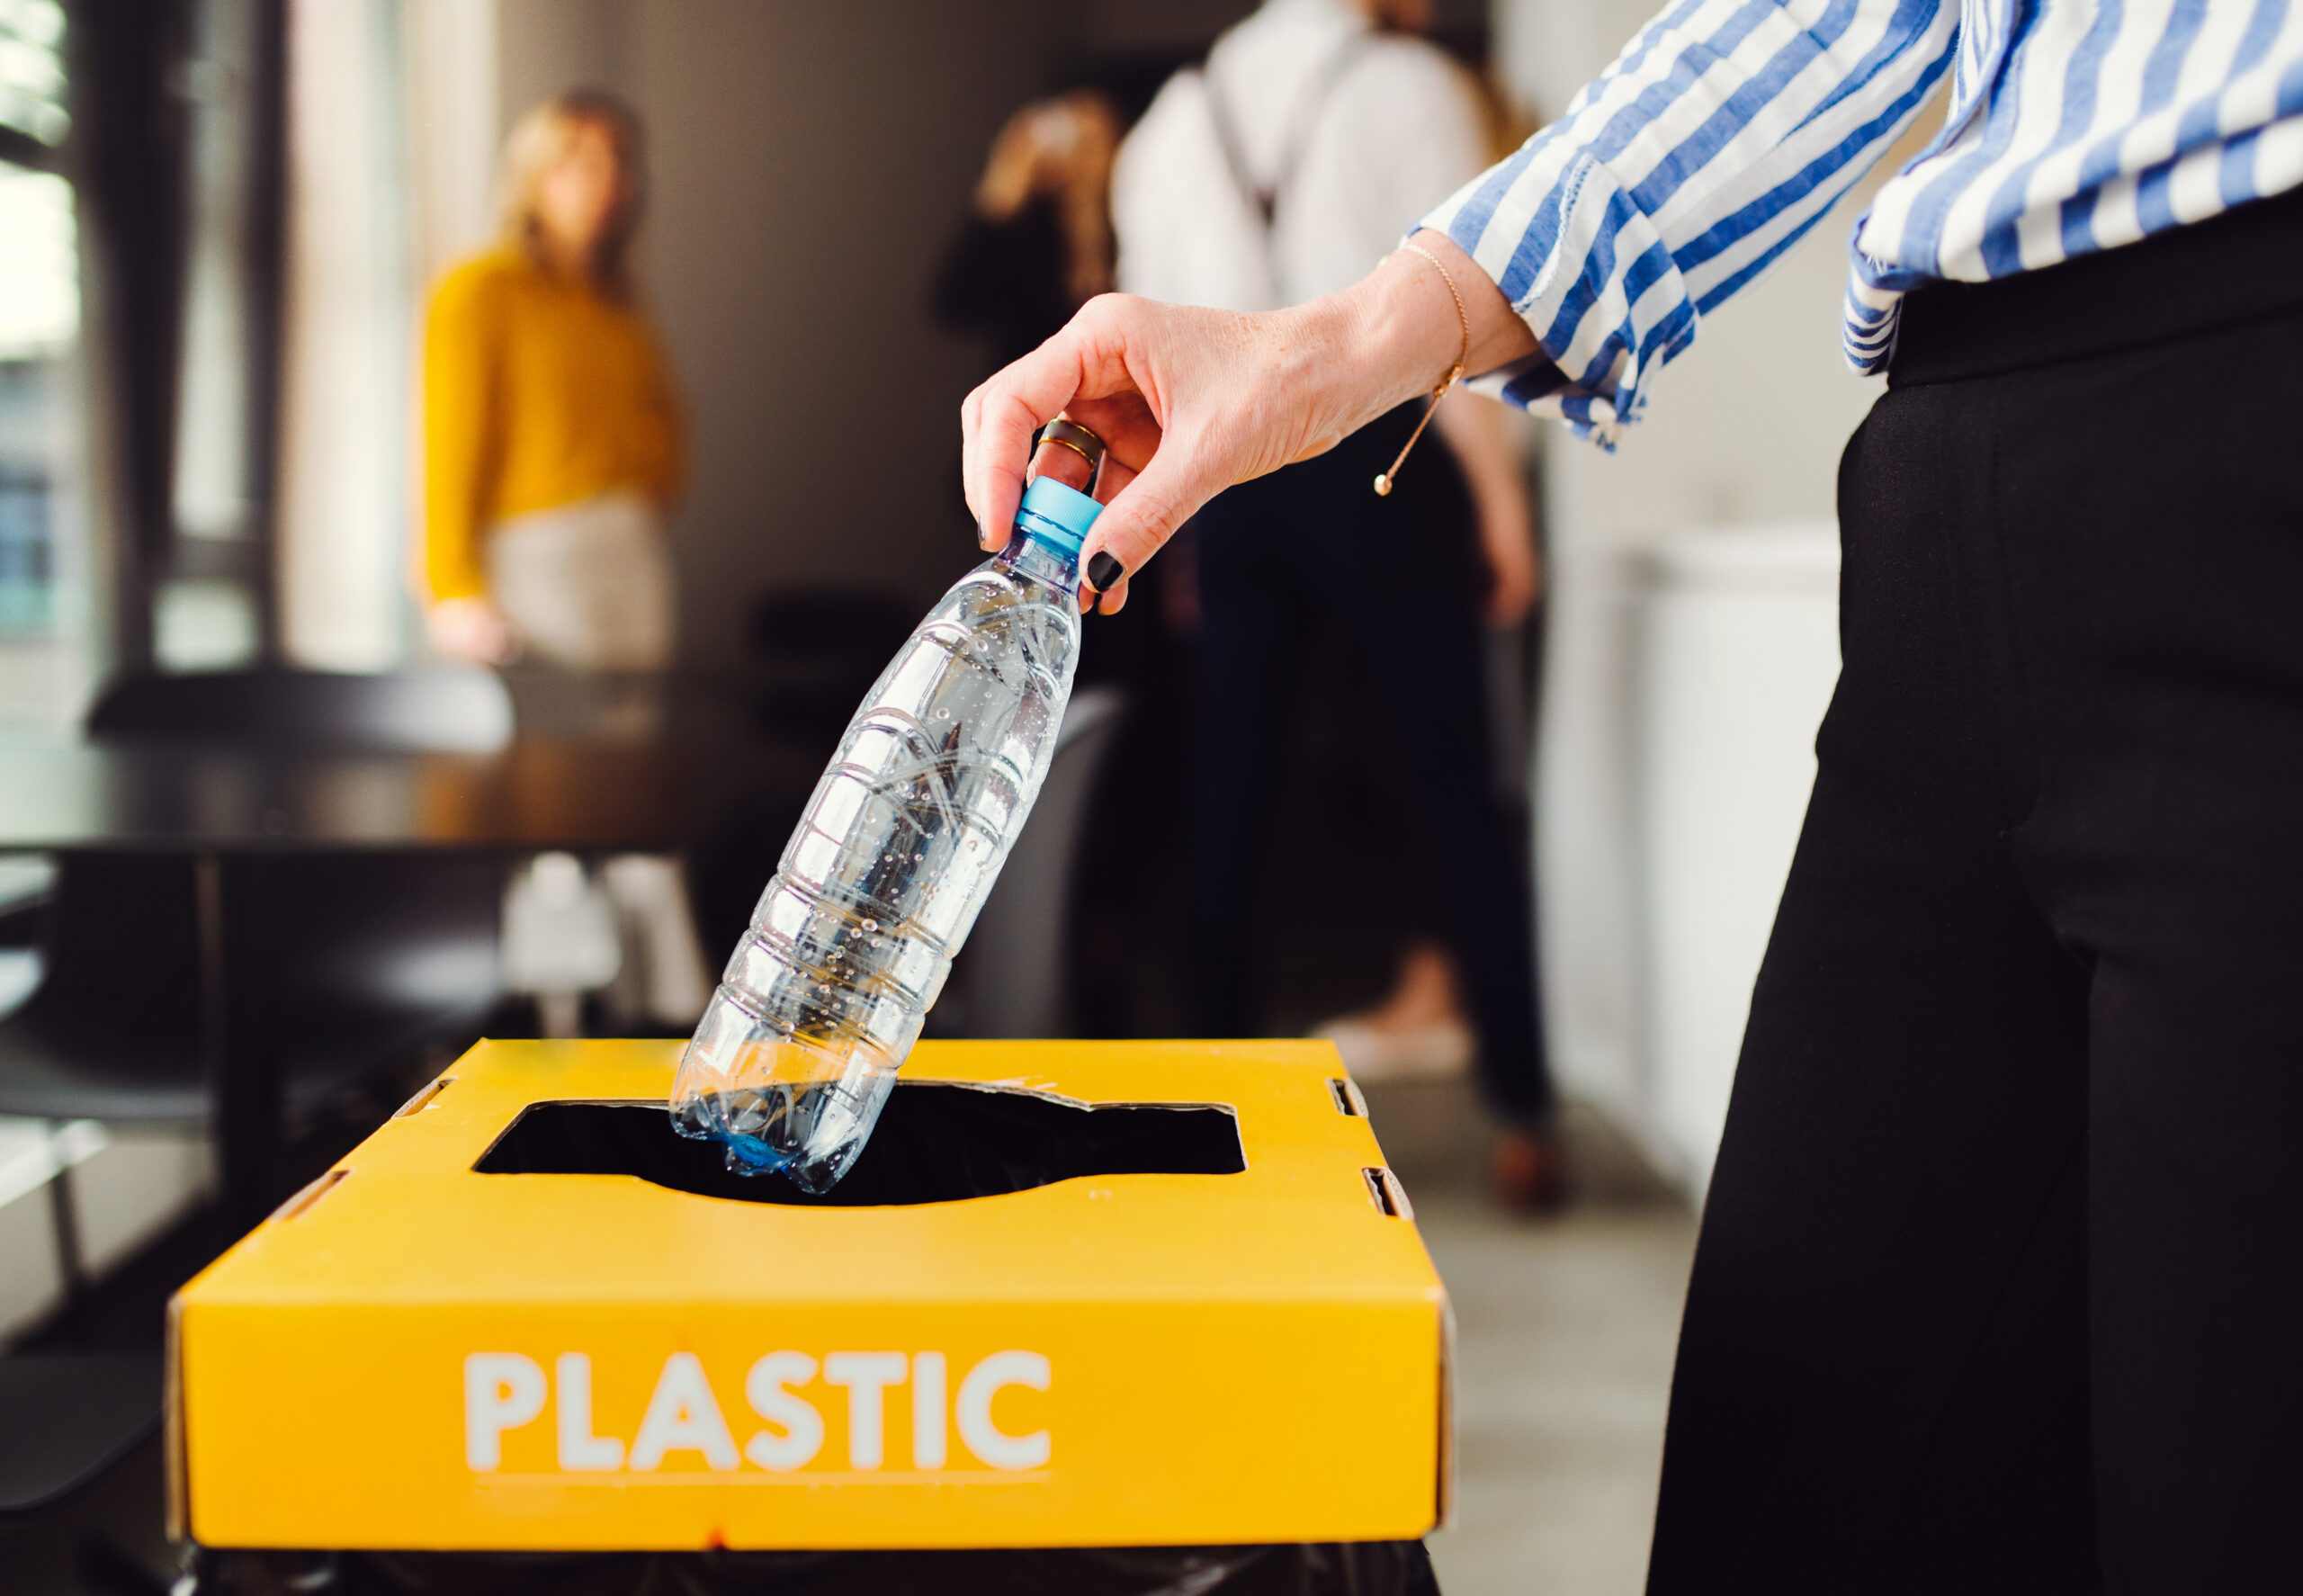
top-left (1890, 184), bottom-right (2303, 387)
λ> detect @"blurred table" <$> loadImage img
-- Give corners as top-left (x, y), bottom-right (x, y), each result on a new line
top-left (0, 736), bottom-right (725, 855)
top-left (0, 722), bottom-right (811, 1229)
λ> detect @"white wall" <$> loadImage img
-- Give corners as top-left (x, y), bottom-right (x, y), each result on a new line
top-left (277, 0), bottom-right (416, 670)
top-left (406, 0), bottom-right (500, 275)
top-left (497, 0), bottom-right (629, 125)
top-left (620, 0), bottom-right (1068, 672)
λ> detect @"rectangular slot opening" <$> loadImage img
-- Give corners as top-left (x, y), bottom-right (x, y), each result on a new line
top-left (1330, 1077), bottom-right (1367, 1117)
top-left (1363, 1166), bottom-right (1398, 1217)
top-left (1362, 1166), bottom-right (1413, 1220)
top-left (478, 1084), bottom-right (1246, 1207)
top-left (390, 1076), bottom-right (453, 1119)
top-left (266, 1168), bottom-right (345, 1224)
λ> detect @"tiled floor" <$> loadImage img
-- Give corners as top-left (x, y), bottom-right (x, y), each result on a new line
top-left (1360, 1082), bottom-right (1699, 1596)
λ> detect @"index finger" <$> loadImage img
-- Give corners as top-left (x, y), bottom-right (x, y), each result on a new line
top-left (961, 335), bottom-right (1090, 550)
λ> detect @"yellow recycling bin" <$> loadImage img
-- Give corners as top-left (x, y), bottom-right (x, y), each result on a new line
top-left (167, 1039), bottom-right (1451, 1552)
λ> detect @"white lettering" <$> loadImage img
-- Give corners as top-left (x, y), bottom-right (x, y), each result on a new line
top-left (468, 1348), bottom-right (1052, 1475)
top-left (956, 1350), bottom-right (1051, 1470)
top-left (555, 1353), bottom-right (624, 1471)
top-left (743, 1351), bottom-right (824, 1472)
top-left (628, 1351), bottom-right (739, 1471)
top-left (464, 1353), bottom-right (546, 1471)
top-left (822, 1351), bottom-right (908, 1469)
top-left (911, 1350), bottom-right (947, 1469)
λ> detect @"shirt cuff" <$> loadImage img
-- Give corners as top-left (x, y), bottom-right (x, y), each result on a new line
top-left (1415, 142), bottom-right (1695, 451)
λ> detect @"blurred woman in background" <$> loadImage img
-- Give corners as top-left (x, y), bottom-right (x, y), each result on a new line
top-left (420, 89), bottom-right (686, 679)
top-left (420, 91), bottom-right (703, 1036)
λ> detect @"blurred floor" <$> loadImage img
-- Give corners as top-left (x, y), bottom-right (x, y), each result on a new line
top-left (1362, 1080), bottom-right (1697, 1596)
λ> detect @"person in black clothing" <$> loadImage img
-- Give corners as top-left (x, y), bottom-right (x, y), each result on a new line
top-left (933, 89), bottom-right (1123, 369)
top-left (933, 75), bottom-right (1198, 1045)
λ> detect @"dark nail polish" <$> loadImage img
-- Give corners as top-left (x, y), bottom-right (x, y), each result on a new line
top-left (1087, 551), bottom-right (1124, 592)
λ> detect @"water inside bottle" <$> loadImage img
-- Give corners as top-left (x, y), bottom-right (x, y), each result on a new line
top-left (676, 1069), bottom-right (894, 1195)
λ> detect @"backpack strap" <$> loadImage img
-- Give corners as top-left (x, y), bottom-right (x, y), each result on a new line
top-left (1199, 31), bottom-right (1374, 231)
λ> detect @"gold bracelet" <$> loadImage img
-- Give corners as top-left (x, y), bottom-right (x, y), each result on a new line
top-left (1373, 242), bottom-right (1471, 497)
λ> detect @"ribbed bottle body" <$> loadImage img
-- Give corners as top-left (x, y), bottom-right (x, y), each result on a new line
top-left (671, 542), bottom-right (1081, 1190)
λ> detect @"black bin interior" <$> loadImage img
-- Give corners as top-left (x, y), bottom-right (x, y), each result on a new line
top-left (474, 1082), bottom-right (1245, 1206)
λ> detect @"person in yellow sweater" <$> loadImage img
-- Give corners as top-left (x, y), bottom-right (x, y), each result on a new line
top-left (426, 91), bottom-right (708, 1037)
top-left (422, 90), bottom-right (685, 670)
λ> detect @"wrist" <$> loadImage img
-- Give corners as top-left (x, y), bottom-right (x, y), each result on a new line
top-left (1276, 253), bottom-right (1461, 447)
top-left (1349, 249), bottom-right (1467, 408)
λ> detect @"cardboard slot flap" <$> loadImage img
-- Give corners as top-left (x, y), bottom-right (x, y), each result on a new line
top-left (1361, 1167), bottom-right (1413, 1220)
top-left (1363, 1167), bottom-right (1398, 1216)
top-left (390, 1075), bottom-right (454, 1118)
top-left (475, 1083), bottom-right (1245, 1206)
top-left (264, 1168), bottom-right (345, 1224)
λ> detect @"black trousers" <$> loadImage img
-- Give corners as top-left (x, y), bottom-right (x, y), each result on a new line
top-left (1187, 406), bottom-right (1553, 1123)
top-left (1648, 191), bottom-right (2303, 1593)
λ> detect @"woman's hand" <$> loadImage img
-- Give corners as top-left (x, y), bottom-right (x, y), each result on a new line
top-left (961, 229), bottom-right (1540, 614)
top-left (1430, 388), bottom-right (1543, 627)
top-left (426, 596), bottom-right (519, 666)
top-left (1477, 496), bottom-right (1543, 627)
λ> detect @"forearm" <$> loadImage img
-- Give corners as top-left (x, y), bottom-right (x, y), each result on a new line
top-left (1275, 231), bottom-right (1541, 458)
top-left (422, 509), bottom-right (487, 602)
top-left (420, 296), bottom-right (494, 602)
top-left (420, 425), bottom-right (488, 600)
top-left (961, 230), bottom-right (1538, 613)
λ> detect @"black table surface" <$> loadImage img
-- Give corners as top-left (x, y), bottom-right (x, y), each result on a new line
top-left (0, 710), bottom-right (820, 1229)
top-left (0, 718), bottom-right (815, 856)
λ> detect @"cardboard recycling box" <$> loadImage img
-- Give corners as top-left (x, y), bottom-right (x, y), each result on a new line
top-left (168, 1039), bottom-right (1452, 1551)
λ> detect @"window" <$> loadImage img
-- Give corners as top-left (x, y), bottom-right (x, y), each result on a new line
top-left (0, 0), bottom-right (78, 710)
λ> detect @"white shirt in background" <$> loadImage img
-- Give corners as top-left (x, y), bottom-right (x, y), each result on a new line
top-left (1112, 0), bottom-right (1489, 313)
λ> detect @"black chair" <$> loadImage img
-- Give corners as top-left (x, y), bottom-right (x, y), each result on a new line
top-left (3, 666), bottom-right (512, 1125)
top-left (0, 1353), bottom-right (161, 1517)
top-left (0, 670), bottom-right (512, 1517)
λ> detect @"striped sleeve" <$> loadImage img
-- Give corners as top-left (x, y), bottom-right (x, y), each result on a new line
top-left (1420, 0), bottom-right (1958, 446)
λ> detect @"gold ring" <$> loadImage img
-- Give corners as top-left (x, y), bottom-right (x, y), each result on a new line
top-left (1039, 433), bottom-right (1099, 473)
top-left (1046, 416), bottom-right (1106, 453)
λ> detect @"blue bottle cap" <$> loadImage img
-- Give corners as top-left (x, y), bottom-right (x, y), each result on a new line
top-left (1016, 476), bottom-right (1103, 559)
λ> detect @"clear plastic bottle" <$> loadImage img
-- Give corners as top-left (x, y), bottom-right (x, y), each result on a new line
top-left (669, 429), bottom-right (1105, 1190)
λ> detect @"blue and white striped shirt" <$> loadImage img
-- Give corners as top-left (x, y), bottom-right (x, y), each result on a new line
top-left (1420, 0), bottom-right (2303, 444)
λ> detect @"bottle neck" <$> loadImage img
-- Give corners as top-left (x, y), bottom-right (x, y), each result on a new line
top-left (996, 433), bottom-right (1099, 594)
top-left (999, 513), bottom-right (1081, 594)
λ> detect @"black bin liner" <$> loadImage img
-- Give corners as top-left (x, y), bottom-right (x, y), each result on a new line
top-left (474, 1083), bottom-right (1246, 1206)
top-left (189, 1543), bottom-right (1440, 1595)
